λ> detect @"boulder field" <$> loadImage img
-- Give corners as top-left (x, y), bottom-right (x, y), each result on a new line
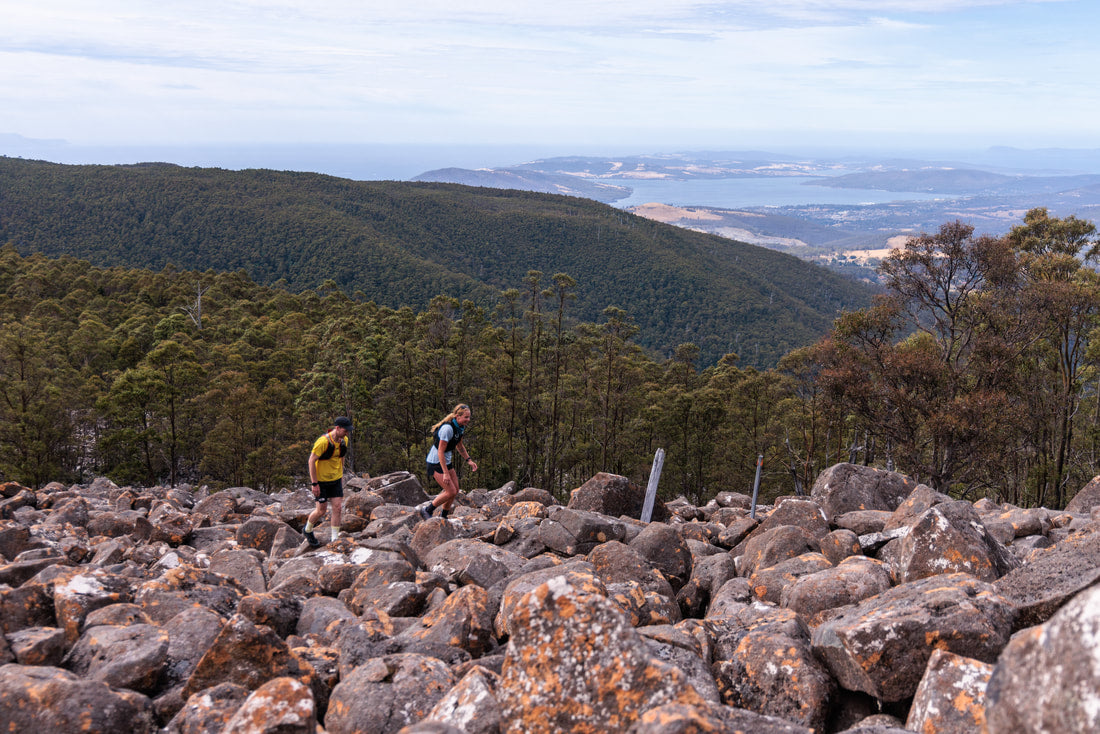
top-left (1, 464), bottom-right (1099, 733)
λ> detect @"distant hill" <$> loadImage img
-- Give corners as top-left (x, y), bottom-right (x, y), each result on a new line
top-left (0, 157), bottom-right (876, 366)
top-left (816, 168), bottom-right (1100, 195)
top-left (412, 167), bottom-right (629, 203)
top-left (412, 153), bottom-right (828, 203)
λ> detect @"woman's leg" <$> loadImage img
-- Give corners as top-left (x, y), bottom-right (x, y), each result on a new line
top-left (432, 468), bottom-right (458, 507)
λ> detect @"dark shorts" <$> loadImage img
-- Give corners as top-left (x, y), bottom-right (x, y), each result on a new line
top-left (426, 461), bottom-right (451, 477)
top-left (315, 479), bottom-right (343, 503)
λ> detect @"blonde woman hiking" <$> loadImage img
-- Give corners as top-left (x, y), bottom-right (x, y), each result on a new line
top-left (417, 404), bottom-right (477, 520)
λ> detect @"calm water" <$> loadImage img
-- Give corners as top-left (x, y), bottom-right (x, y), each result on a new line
top-left (612, 176), bottom-right (952, 209)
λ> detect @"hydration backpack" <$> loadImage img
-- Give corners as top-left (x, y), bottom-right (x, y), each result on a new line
top-left (318, 435), bottom-right (348, 461)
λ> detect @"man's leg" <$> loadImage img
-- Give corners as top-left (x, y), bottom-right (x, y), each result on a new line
top-left (303, 501), bottom-right (325, 546)
top-left (329, 497), bottom-right (343, 541)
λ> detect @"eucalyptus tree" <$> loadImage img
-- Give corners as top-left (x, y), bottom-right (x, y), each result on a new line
top-left (0, 316), bottom-right (78, 486)
top-left (819, 221), bottom-right (1027, 494)
top-left (1007, 208), bottom-right (1100, 506)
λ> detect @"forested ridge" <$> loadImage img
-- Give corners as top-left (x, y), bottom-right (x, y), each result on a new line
top-left (0, 156), bottom-right (875, 367)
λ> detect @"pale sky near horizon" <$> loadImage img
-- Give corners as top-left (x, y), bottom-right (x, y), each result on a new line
top-left (3, 0), bottom-right (1100, 152)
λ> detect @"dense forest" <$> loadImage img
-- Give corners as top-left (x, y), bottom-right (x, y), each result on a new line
top-left (3, 205), bottom-right (1100, 511)
top-left (0, 156), bottom-right (875, 367)
top-left (0, 245), bottom-right (805, 501)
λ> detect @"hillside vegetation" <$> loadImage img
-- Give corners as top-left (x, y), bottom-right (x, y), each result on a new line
top-left (3, 206), bottom-right (1100, 512)
top-left (0, 156), bottom-right (875, 366)
top-left (0, 245), bottom-right (865, 501)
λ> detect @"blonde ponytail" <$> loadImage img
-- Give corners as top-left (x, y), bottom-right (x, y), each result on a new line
top-left (431, 403), bottom-right (470, 434)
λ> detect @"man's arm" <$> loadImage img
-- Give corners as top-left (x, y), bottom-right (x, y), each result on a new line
top-left (308, 450), bottom-right (320, 494)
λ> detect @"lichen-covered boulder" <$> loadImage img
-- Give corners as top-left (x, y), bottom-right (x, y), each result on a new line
top-left (567, 472), bottom-right (667, 521)
top-left (627, 701), bottom-right (813, 733)
top-left (894, 501), bottom-right (1018, 583)
top-left (326, 653), bottom-right (455, 734)
top-left (0, 488), bottom-right (38, 519)
top-left (818, 528), bottom-right (863, 566)
top-left (5, 626), bottom-right (66, 666)
top-left (978, 506), bottom-right (1048, 544)
top-left (237, 590), bottom-right (303, 639)
top-left (182, 613), bottom-right (315, 699)
top-left (148, 507), bottom-right (195, 546)
top-left (494, 561), bottom-right (606, 639)
top-left (675, 552), bottom-right (737, 619)
top-left (0, 521), bottom-right (35, 559)
top-left (367, 471), bottom-right (431, 507)
top-left (712, 626), bottom-right (836, 731)
top-left (780, 555), bottom-right (893, 625)
top-left (235, 516), bottom-right (285, 554)
top-left (208, 548), bottom-right (268, 593)
top-left (401, 584), bottom-right (496, 657)
top-left (296, 595), bottom-right (356, 639)
top-left (587, 540), bottom-right (676, 598)
top-left (811, 573), bottom-right (1014, 702)
top-left (493, 515), bottom-right (548, 558)
top-left (192, 492), bottom-right (238, 524)
top-left (63, 623), bottom-right (169, 693)
top-left (606, 580), bottom-right (682, 627)
top-left (540, 507), bottom-right (627, 556)
top-left (53, 569), bottom-right (134, 643)
top-left (993, 526), bottom-right (1100, 630)
top-left (748, 552), bottom-right (832, 604)
top-left (705, 577), bottom-right (753, 620)
top-left (629, 523), bottom-right (693, 592)
top-left (882, 483), bottom-right (952, 531)
top-left (43, 497), bottom-right (90, 527)
top-left (984, 584), bottom-right (1100, 733)
top-left (0, 663), bottom-right (157, 732)
top-left (419, 666), bottom-right (502, 734)
top-left (222, 676), bottom-right (317, 734)
top-left (161, 606), bottom-right (225, 688)
top-left (422, 538), bottom-right (526, 589)
top-left (810, 463), bottom-right (918, 522)
top-left (639, 625), bottom-right (720, 703)
top-left (906, 649), bottom-right (993, 734)
top-left (0, 581), bottom-right (57, 634)
top-left (834, 510), bottom-right (893, 535)
top-left (1066, 474), bottom-right (1100, 513)
top-left (496, 578), bottom-right (706, 733)
top-left (135, 565), bottom-right (247, 624)
top-left (342, 559), bottom-right (418, 614)
top-left (163, 681), bottom-right (250, 734)
top-left (757, 499), bottom-right (830, 539)
top-left (739, 525), bottom-right (819, 577)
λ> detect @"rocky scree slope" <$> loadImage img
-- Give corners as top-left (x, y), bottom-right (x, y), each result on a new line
top-left (1, 465), bottom-right (1100, 733)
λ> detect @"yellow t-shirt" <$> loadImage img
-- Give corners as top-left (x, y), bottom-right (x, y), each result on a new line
top-left (311, 434), bottom-right (346, 482)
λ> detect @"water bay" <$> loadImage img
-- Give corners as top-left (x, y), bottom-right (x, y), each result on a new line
top-left (612, 176), bottom-right (952, 209)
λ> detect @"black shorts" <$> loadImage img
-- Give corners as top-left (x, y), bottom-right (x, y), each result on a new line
top-left (426, 461), bottom-right (451, 477)
top-left (315, 479), bottom-right (343, 503)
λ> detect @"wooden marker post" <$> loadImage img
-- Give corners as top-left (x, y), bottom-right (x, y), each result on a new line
top-left (641, 448), bottom-right (665, 523)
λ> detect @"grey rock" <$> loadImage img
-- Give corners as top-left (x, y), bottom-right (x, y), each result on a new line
top-left (810, 463), bottom-right (919, 523)
top-left (984, 584), bottom-right (1100, 733)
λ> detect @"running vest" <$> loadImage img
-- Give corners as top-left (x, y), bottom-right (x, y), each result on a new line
top-left (318, 435), bottom-right (348, 461)
top-left (432, 419), bottom-right (465, 454)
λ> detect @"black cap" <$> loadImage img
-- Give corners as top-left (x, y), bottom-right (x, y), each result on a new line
top-left (334, 416), bottom-right (353, 431)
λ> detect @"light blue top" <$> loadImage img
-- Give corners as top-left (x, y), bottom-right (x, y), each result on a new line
top-left (426, 422), bottom-right (456, 465)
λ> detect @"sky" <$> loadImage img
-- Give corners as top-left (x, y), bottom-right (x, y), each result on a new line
top-left (3, 0), bottom-right (1100, 155)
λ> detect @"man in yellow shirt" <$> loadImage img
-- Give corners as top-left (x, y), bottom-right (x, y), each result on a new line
top-left (304, 416), bottom-right (352, 546)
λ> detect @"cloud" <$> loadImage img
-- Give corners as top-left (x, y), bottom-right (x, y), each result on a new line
top-left (0, 0), bottom-right (1094, 146)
